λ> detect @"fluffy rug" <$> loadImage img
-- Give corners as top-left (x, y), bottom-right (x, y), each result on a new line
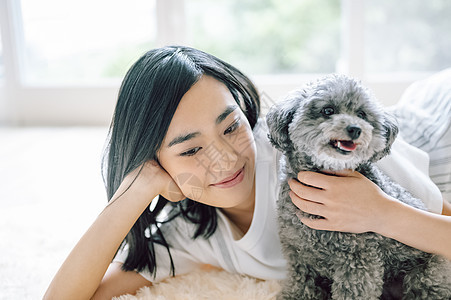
top-left (113, 269), bottom-right (281, 300)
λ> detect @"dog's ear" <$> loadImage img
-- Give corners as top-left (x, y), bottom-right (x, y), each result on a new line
top-left (371, 112), bottom-right (399, 161)
top-left (265, 92), bottom-right (301, 152)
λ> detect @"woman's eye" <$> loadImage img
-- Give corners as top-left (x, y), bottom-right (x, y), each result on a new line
top-left (180, 147), bottom-right (201, 157)
top-left (224, 119), bottom-right (240, 135)
top-left (321, 106), bottom-right (335, 116)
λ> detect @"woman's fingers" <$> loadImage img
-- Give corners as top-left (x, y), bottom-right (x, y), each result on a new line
top-left (289, 190), bottom-right (325, 216)
top-left (288, 178), bottom-right (325, 202)
top-left (298, 217), bottom-right (331, 231)
top-left (296, 171), bottom-right (332, 190)
top-left (289, 170), bottom-right (384, 233)
top-left (130, 160), bottom-right (186, 203)
top-left (296, 170), bottom-right (357, 190)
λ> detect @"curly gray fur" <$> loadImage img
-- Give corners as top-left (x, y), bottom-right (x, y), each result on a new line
top-left (266, 74), bottom-right (451, 300)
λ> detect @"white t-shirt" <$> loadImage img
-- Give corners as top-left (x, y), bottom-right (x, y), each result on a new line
top-left (114, 118), bottom-right (443, 283)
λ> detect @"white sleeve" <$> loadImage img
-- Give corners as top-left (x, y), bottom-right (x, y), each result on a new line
top-left (375, 137), bottom-right (443, 214)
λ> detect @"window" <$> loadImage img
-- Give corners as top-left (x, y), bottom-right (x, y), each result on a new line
top-left (365, 0), bottom-right (451, 75)
top-left (0, 29), bottom-right (3, 82)
top-left (20, 0), bottom-right (157, 84)
top-left (0, 29), bottom-right (5, 123)
top-left (1, 0), bottom-right (451, 125)
top-left (186, 0), bottom-right (340, 75)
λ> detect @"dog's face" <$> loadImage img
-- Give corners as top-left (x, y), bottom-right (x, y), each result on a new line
top-left (267, 74), bottom-right (398, 170)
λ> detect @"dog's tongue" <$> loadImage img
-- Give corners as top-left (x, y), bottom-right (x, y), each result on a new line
top-left (337, 140), bottom-right (357, 151)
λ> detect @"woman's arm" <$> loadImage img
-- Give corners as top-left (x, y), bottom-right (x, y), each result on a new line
top-left (377, 198), bottom-right (451, 260)
top-left (288, 170), bottom-right (451, 261)
top-left (44, 161), bottom-right (183, 300)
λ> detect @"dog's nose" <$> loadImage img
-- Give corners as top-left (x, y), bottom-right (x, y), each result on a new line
top-left (346, 125), bottom-right (361, 140)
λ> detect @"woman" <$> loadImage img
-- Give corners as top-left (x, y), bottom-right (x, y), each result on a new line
top-left (44, 46), bottom-right (451, 300)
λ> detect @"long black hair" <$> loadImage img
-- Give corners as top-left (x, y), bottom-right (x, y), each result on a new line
top-left (102, 46), bottom-right (260, 278)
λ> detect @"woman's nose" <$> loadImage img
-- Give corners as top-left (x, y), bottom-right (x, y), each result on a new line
top-left (208, 143), bottom-right (239, 173)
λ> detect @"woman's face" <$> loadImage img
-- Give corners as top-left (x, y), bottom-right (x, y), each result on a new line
top-left (158, 75), bottom-right (256, 210)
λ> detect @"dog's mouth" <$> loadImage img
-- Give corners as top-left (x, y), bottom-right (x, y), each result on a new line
top-left (329, 140), bottom-right (358, 154)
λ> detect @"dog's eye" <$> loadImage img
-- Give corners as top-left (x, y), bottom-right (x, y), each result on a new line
top-left (321, 107), bottom-right (335, 116)
top-left (357, 110), bottom-right (366, 119)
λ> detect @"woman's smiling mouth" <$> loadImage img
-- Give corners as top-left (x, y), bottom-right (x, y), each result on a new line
top-left (211, 166), bottom-right (245, 188)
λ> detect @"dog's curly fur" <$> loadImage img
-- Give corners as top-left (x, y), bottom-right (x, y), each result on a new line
top-left (266, 74), bottom-right (451, 300)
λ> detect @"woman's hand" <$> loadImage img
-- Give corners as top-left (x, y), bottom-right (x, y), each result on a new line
top-left (114, 160), bottom-right (185, 204)
top-left (288, 170), bottom-right (393, 233)
top-left (289, 170), bottom-right (451, 261)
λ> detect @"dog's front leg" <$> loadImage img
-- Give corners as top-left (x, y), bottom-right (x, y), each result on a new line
top-left (277, 245), bottom-right (330, 300)
top-left (330, 251), bottom-right (384, 300)
top-left (278, 265), bottom-right (329, 300)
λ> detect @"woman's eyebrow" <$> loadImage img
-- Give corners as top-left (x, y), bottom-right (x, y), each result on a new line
top-left (167, 132), bottom-right (200, 148)
top-left (167, 104), bottom-right (239, 148)
top-left (216, 104), bottom-right (238, 124)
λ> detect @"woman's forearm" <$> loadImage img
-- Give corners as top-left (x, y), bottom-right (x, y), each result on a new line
top-left (377, 197), bottom-right (451, 261)
top-left (44, 185), bottom-right (156, 300)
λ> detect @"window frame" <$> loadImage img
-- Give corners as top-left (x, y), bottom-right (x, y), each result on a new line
top-left (0, 0), bottom-right (439, 125)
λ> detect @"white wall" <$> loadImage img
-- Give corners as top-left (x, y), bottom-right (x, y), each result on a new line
top-left (10, 86), bottom-right (118, 126)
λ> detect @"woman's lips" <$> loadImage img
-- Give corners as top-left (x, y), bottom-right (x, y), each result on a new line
top-left (211, 167), bottom-right (245, 188)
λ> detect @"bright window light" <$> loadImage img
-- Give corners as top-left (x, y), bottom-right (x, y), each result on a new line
top-left (365, 0), bottom-right (451, 74)
top-left (0, 30), bottom-right (3, 81)
top-left (186, 0), bottom-right (341, 75)
top-left (20, 0), bottom-right (157, 84)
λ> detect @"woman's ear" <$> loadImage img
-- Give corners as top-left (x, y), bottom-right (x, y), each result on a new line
top-left (371, 112), bottom-right (399, 162)
top-left (266, 91), bottom-right (303, 152)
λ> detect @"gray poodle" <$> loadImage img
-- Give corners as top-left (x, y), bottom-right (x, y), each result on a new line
top-left (266, 74), bottom-right (451, 300)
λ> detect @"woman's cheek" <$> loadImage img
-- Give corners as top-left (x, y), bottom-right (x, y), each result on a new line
top-left (229, 125), bottom-right (255, 155)
top-left (169, 170), bottom-right (206, 202)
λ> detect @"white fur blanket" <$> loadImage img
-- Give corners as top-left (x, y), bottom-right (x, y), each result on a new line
top-left (113, 269), bottom-right (281, 300)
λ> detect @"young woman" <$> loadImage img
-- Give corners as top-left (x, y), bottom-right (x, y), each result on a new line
top-left (44, 46), bottom-right (451, 300)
